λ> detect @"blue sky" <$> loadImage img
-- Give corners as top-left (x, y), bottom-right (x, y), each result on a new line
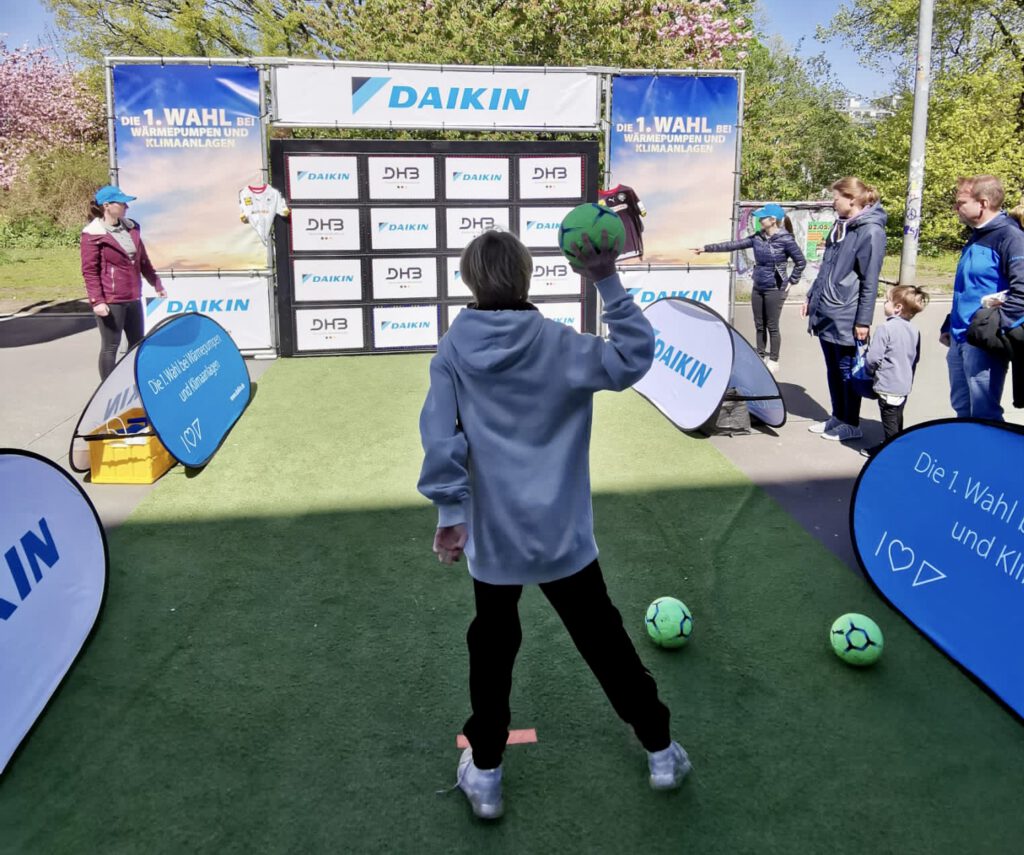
top-left (2, 0), bottom-right (898, 98)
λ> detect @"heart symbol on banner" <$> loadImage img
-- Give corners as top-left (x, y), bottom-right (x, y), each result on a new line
top-left (183, 427), bottom-right (198, 449)
top-left (888, 540), bottom-right (915, 573)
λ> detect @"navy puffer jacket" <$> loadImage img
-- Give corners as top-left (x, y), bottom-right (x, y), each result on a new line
top-left (806, 204), bottom-right (888, 346)
top-left (703, 230), bottom-right (807, 292)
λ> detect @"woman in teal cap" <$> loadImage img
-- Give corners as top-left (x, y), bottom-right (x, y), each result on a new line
top-left (694, 203), bottom-right (806, 373)
top-left (80, 184), bottom-right (166, 379)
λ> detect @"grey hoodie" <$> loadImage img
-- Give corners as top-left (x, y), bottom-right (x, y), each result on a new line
top-left (417, 275), bottom-right (654, 585)
top-left (806, 203), bottom-right (888, 346)
top-left (865, 314), bottom-right (920, 397)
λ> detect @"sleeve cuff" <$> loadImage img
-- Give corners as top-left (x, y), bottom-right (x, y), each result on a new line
top-left (437, 502), bottom-right (467, 528)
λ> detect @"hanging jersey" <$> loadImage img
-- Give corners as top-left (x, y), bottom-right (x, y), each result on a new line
top-left (599, 185), bottom-right (647, 259)
top-left (239, 184), bottom-right (290, 246)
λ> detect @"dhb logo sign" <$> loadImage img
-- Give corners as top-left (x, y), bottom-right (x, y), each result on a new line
top-left (306, 217), bottom-right (345, 232)
top-left (386, 267), bottom-right (423, 281)
top-left (383, 166), bottom-right (420, 180)
top-left (460, 216), bottom-right (495, 231)
top-left (533, 166), bottom-right (568, 180)
top-left (312, 317), bottom-right (349, 331)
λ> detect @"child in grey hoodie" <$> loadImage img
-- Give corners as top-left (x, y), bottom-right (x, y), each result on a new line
top-left (418, 229), bottom-right (688, 820)
top-left (861, 285), bottom-right (930, 457)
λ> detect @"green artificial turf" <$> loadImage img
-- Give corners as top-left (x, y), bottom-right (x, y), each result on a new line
top-left (1, 354), bottom-right (1022, 853)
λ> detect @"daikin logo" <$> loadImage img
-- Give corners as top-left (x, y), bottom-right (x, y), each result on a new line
top-left (380, 320), bottom-right (431, 330)
top-left (302, 274), bottom-right (355, 284)
top-left (1, 518), bottom-right (59, 621)
top-left (166, 299), bottom-right (250, 313)
top-left (526, 221), bottom-right (560, 231)
top-left (627, 288), bottom-right (713, 304)
top-left (453, 172), bottom-right (502, 182)
top-left (297, 171), bottom-right (351, 181)
top-left (378, 222), bottom-right (430, 232)
top-left (351, 76), bottom-right (529, 113)
top-left (651, 329), bottom-right (713, 389)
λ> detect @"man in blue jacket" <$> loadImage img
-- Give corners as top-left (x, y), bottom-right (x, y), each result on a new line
top-left (942, 175), bottom-right (1024, 420)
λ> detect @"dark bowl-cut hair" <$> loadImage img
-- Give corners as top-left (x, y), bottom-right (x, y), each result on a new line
top-left (459, 230), bottom-right (533, 308)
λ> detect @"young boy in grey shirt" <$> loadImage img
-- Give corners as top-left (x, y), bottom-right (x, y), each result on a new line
top-left (861, 285), bottom-right (930, 457)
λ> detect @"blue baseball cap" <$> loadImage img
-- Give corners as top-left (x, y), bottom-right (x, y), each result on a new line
top-left (752, 203), bottom-right (785, 221)
top-left (95, 185), bottom-right (136, 205)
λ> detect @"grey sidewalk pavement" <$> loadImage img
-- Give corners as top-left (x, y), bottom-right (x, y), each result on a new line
top-left (2, 296), bottom-right (1022, 574)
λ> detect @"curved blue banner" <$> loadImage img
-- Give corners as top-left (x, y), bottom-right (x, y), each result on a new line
top-left (851, 419), bottom-right (1024, 719)
top-left (136, 314), bottom-right (251, 468)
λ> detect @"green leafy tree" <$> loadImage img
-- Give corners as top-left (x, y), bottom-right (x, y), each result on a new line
top-left (740, 39), bottom-right (864, 201)
top-left (826, 0), bottom-right (1024, 250)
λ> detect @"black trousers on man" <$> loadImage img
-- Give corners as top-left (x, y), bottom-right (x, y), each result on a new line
top-left (462, 559), bottom-right (671, 770)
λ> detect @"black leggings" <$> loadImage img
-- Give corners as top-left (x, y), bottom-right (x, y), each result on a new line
top-left (96, 301), bottom-right (144, 380)
top-left (463, 559), bottom-right (671, 769)
top-left (750, 287), bottom-right (787, 360)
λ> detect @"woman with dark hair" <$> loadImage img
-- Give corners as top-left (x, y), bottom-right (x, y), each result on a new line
top-left (802, 176), bottom-right (888, 442)
top-left (694, 203), bottom-right (806, 373)
top-left (81, 184), bottom-right (166, 379)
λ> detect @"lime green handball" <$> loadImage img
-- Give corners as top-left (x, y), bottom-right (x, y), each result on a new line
top-left (645, 596), bottom-right (693, 648)
top-left (558, 203), bottom-right (626, 264)
top-left (830, 613), bottom-right (884, 666)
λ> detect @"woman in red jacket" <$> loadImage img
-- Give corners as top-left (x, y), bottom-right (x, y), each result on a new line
top-left (80, 184), bottom-right (166, 379)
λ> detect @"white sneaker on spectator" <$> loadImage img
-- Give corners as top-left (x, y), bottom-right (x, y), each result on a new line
top-left (766, 359), bottom-right (780, 375)
top-left (808, 417), bottom-right (840, 435)
top-left (822, 422), bottom-right (863, 442)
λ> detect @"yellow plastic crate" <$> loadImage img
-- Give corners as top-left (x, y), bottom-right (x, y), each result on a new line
top-left (88, 407), bottom-right (176, 485)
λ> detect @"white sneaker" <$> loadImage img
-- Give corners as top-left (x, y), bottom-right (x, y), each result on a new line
top-left (648, 741), bottom-right (692, 790)
top-left (766, 359), bottom-right (780, 375)
top-left (821, 422), bottom-right (863, 442)
top-left (808, 417), bottom-right (839, 435)
top-left (456, 748), bottom-right (503, 820)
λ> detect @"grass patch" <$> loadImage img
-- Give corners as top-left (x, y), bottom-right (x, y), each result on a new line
top-left (880, 251), bottom-right (959, 292)
top-left (0, 247), bottom-right (84, 303)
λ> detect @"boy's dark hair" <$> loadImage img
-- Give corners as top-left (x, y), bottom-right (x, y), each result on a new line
top-left (459, 230), bottom-right (532, 308)
top-left (890, 285), bottom-right (929, 319)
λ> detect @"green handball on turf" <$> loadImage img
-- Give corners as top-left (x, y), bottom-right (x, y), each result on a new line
top-left (645, 596), bottom-right (693, 648)
top-left (830, 613), bottom-right (884, 666)
top-left (558, 202), bottom-right (626, 264)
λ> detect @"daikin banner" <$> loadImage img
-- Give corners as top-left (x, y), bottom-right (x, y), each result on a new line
top-left (273, 65), bottom-right (602, 130)
top-left (1, 451), bottom-right (107, 774)
top-left (609, 75), bottom-right (740, 264)
top-left (853, 420), bottom-right (1024, 719)
top-left (112, 64), bottom-right (265, 270)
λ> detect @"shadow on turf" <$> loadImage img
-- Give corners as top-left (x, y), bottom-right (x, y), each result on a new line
top-left (4, 481), bottom-right (1024, 852)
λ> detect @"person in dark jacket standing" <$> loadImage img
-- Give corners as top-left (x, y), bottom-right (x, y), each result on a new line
top-left (695, 203), bottom-right (805, 373)
top-left (80, 184), bottom-right (166, 379)
top-left (802, 177), bottom-right (887, 442)
top-left (939, 175), bottom-right (1024, 420)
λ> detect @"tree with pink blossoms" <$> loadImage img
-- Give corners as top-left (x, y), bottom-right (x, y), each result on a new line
top-left (0, 41), bottom-right (103, 190)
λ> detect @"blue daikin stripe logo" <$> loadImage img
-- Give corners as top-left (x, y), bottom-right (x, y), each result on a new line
top-left (352, 76), bottom-right (529, 113)
top-left (352, 77), bottom-right (391, 113)
top-left (297, 171), bottom-right (351, 181)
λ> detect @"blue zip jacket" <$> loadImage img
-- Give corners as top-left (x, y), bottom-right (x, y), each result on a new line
top-left (946, 212), bottom-right (1024, 343)
top-left (806, 203), bottom-right (888, 346)
top-left (417, 274), bottom-right (654, 585)
top-left (704, 230), bottom-right (807, 291)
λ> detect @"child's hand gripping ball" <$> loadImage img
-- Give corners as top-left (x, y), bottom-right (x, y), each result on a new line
top-left (830, 613), bottom-right (883, 666)
top-left (645, 597), bottom-right (693, 649)
top-left (558, 203), bottom-right (626, 281)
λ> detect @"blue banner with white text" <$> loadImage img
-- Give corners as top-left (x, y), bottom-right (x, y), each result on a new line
top-left (136, 314), bottom-right (251, 468)
top-left (852, 419), bottom-right (1024, 719)
top-left (112, 64), bottom-right (265, 271)
top-left (609, 75), bottom-right (739, 265)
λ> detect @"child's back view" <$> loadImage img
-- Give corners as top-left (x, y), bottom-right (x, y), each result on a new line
top-left (418, 229), bottom-right (688, 820)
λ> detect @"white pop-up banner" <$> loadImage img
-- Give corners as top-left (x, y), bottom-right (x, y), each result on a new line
top-left (272, 64), bottom-right (602, 130)
top-left (634, 298), bottom-right (785, 432)
top-left (1, 451), bottom-right (107, 774)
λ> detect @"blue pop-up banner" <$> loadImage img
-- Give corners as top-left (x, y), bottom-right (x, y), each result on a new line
top-left (136, 313), bottom-right (251, 468)
top-left (851, 419), bottom-right (1024, 719)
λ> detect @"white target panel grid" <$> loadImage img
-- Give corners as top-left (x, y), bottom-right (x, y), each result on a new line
top-left (274, 141), bottom-right (598, 356)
